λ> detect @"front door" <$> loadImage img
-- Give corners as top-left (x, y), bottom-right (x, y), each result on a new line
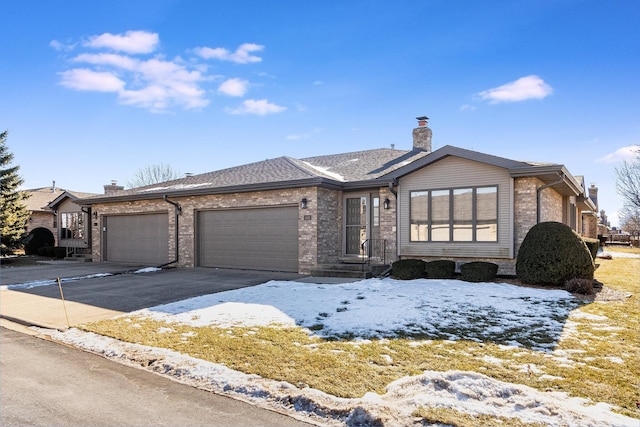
top-left (344, 194), bottom-right (380, 257)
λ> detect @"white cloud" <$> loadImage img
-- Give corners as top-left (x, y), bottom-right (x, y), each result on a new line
top-left (286, 128), bottom-right (321, 140)
top-left (58, 68), bottom-right (125, 92)
top-left (218, 78), bottom-right (249, 97)
top-left (73, 53), bottom-right (139, 70)
top-left (194, 43), bottom-right (264, 64)
top-left (477, 75), bottom-right (553, 103)
top-left (63, 53), bottom-right (208, 111)
top-left (57, 32), bottom-right (272, 113)
top-left (597, 145), bottom-right (639, 163)
top-left (50, 39), bottom-right (76, 51)
top-left (226, 99), bottom-right (286, 115)
top-left (313, 80), bottom-right (324, 86)
top-left (84, 30), bottom-right (159, 54)
top-left (459, 104), bottom-right (476, 112)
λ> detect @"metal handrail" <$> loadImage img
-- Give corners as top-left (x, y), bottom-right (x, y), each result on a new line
top-left (360, 238), bottom-right (387, 266)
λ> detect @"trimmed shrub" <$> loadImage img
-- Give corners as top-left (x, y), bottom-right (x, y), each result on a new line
top-left (565, 278), bottom-right (595, 295)
top-left (391, 259), bottom-right (426, 280)
top-left (516, 222), bottom-right (595, 286)
top-left (425, 260), bottom-right (456, 279)
top-left (37, 245), bottom-right (55, 257)
top-left (582, 237), bottom-right (600, 260)
top-left (23, 227), bottom-right (55, 255)
top-left (54, 247), bottom-right (67, 259)
top-left (460, 262), bottom-right (498, 282)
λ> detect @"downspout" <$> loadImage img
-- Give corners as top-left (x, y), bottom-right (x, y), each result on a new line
top-left (388, 179), bottom-right (398, 197)
top-left (160, 195), bottom-right (182, 268)
top-left (536, 173), bottom-right (565, 224)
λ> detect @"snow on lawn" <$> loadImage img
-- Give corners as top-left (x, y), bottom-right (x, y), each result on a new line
top-left (132, 278), bottom-right (579, 351)
top-left (41, 277), bottom-right (639, 426)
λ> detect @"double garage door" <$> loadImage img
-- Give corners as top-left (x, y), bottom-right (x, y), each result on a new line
top-left (198, 207), bottom-right (299, 272)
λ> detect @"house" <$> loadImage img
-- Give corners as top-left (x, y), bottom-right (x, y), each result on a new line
top-left (24, 183), bottom-right (97, 257)
top-left (79, 118), bottom-right (597, 275)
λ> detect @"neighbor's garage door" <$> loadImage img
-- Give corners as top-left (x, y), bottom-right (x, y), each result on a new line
top-left (104, 213), bottom-right (169, 265)
top-left (198, 207), bottom-right (298, 272)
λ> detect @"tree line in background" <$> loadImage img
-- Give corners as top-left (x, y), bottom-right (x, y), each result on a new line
top-left (616, 145), bottom-right (640, 237)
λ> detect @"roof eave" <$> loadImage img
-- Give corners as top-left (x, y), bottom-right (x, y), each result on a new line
top-left (77, 177), bottom-right (345, 204)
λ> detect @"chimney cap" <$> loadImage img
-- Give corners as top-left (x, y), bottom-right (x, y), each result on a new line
top-left (416, 116), bottom-right (429, 121)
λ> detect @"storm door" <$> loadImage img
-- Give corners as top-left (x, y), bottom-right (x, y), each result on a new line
top-left (344, 194), bottom-right (380, 257)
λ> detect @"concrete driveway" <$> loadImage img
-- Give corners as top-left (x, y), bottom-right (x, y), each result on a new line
top-left (0, 261), bottom-right (304, 331)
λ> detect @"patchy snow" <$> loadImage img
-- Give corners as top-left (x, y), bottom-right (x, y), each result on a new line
top-left (0, 273), bottom-right (112, 290)
top-left (131, 278), bottom-right (579, 351)
top-left (43, 326), bottom-right (638, 427)
top-left (1, 266), bottom-right (162, 290)
top-left (37, 277), bottom-right (638, 426)
top-left (301, 161), bottom-right (345, 181)
top-left (137, 182), bottom-right (213, 192)
top-left (598, 250), bottom-right (640, 259)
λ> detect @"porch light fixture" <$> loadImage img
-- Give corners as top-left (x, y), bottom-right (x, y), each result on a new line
top-left (383, 198), bottom-right (391, 210)
top-left (300, 198), bottom-right (308, 209)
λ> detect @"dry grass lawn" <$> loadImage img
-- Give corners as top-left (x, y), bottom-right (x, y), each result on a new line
top-left (81, 247), bottom-right (640, 425)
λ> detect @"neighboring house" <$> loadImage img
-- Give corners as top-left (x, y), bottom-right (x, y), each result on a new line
top-left (24, 183), bottom-right (97, 255)
top-left (79, 118), bottom-right (597, 275)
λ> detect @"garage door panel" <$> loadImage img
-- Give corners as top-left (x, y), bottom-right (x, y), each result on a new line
top-left (198, 207), bottom-right (298, 272)
top-left (105, 214), bottom-right (169, 265)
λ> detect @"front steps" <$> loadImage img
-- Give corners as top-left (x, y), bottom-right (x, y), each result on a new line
top-left (310, 262), bottom-right (391, 279)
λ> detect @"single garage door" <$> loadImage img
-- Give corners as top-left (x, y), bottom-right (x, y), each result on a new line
top-left (198, 207), bottom-right (298, 272)
top-left (104, 213), bottom-right (169, 265)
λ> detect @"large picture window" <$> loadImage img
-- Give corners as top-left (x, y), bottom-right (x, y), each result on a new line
top-left (410, 186), bottom-right (498, 242)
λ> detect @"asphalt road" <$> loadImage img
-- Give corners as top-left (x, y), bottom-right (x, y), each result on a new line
top-left (0, 327), bottom-right (314, 427)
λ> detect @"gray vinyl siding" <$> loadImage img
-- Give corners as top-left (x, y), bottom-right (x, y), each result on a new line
top-left (398, 156), bottom-right (514, 259)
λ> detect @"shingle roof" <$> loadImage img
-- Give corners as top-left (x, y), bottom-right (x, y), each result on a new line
top-left (24, 187), bottom-right (97, 211)
top-left (78, 144), bottom-right (585, 203)
top-left (81, 148), bottom-right (429, 202)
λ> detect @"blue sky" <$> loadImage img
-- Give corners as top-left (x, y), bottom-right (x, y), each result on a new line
top-left (1, 1), bottom-right (638, 227)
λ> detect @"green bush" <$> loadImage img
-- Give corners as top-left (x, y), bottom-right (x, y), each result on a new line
top-left (425, 260), bottom-right (456, 279)
top-left (516, 222), bottom-right (595, 285)
top-left (582, 237), bottom-right (600, 260)
top-left (24, 227), bottom-right (55, 255)
top-left (391, 259), bottom-right (426, 280)
top-left (460, 262), bottom-right (498, 282)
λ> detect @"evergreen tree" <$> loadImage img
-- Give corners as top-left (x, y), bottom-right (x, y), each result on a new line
top-left (0, 130), bottom-right (30, 254)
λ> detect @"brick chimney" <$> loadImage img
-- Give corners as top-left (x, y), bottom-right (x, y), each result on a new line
top-left (412, 116), bottom-right (432, 152)
top-left (103, 180), bottom-right (124, 195)
top-left (588, 183), bottom-right (598, 211)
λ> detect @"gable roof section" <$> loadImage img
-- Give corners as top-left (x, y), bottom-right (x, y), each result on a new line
top-left (383, 145), bottom-right (587, 197)
top-left (80, 148), bottom-right (428, 203)
top-left (25, 187), bottom-right (97, 212)
top-left (48, 190), bottom-right (98, 210)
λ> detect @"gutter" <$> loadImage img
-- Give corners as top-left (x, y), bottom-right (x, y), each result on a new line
top-left (536, 172), bottom-right (566, 224)
top-left (159, 195), bottom-right (182, 268)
